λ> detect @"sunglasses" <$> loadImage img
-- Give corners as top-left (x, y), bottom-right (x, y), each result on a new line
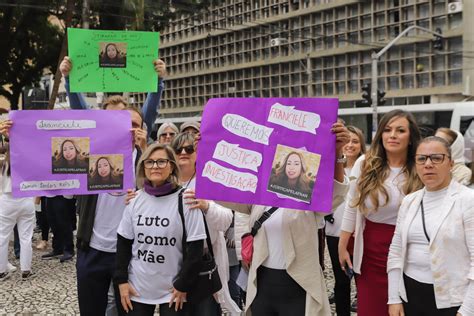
top-left (160, 132), bottom-right (176, 138)
top-left (174, 145), bottom-right (195, 155)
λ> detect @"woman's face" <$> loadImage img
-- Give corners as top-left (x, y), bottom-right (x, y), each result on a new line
top-left (415, 141), bottom-right (453, 191)
top-left (159, 127), bottom-right (176, 145)
top-left (62, 141), bottom-right (77, 161)
top-left (97, 158), bottom-right (111, 178)
top-left (343, 132), bottom-right (362, 160)
top-left (382, 116), bottom-right (411, 156)
top-left (285, 153), bottom-right (302, 180)
top-left (145, 149), bottom-right (173, 186)
top-left (106, 45), bottom-right (117, 59)
top-left (175, 141), bottom-right (196, 169)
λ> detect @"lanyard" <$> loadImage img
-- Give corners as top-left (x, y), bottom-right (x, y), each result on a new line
top-left (420, 200), bottom-right (430, 242)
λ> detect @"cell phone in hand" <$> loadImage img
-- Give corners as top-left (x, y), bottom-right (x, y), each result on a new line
top-left (344, 263), bottom-right (354, 279)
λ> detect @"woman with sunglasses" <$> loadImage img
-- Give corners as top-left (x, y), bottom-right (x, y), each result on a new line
top-left (171, 133), bottom-right (241, 316)
top-left (387, 136), bottom-right (474, 316)
top-left (157, 123), bottom-right (179, 145)
top-left (115, 143), bottom-right (207, 315)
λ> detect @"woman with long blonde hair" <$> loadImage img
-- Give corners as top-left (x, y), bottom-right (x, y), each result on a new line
top-left (338, 110), bottom-right (423, 316)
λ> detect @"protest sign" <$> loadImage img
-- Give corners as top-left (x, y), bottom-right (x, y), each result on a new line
top-left (9, 110), bottom-right (134, 197)
top-left (195, 98), bottom-right (338, 212)
top-left (68, 28), bottom-right (159, 92)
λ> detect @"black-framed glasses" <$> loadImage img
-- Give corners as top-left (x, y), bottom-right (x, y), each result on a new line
top-left (415, 154), bottom-right (449, 165)
top-left (174, 145), bottom-right (195, 155)
top-left (160, 132), bottom-right (176, 138)
top-left (143, 159), bottom-right (170, 169)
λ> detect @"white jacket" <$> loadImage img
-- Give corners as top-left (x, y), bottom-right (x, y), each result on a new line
top-left (387, 180), bottom-right (474, 309)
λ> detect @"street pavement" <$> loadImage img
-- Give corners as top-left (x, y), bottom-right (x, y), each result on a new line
top-left (0, 232), bottom-right (356, 315)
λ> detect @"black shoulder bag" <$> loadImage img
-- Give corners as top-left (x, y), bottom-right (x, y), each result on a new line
top-left (177, 190), bottom-right (222, 303)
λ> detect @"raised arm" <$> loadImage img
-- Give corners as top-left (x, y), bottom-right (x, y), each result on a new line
top-left (60, 57), bottom-right (89, 110)
top-left (142, 59), bottom-right (167, 138)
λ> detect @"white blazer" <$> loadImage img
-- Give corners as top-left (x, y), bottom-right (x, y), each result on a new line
top-left (387, 180), bottom-right (474, 309)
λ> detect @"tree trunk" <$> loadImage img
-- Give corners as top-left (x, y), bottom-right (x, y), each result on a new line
top-left (47, 0), bottom-right (75, 110)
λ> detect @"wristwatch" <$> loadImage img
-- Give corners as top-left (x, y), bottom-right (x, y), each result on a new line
top-left (336, 154), bottom-right (347, 164)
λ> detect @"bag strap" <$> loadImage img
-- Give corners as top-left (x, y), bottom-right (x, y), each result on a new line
top-left (250, 206), bottom-right (279, 236)
top-left (420, 200), bottom-right (430, 243)
top-left (178, 189), bottom-right (215, 258)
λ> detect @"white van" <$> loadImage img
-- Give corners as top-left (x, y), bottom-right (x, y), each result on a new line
top-left (338, 102), bottom-right (474, 163)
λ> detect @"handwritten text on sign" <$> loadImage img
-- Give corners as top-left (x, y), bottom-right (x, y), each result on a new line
top-left (267, 103), bottom-right (321, 134)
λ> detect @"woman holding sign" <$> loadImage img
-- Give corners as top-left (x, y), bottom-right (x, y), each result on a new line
top-left (338, 110), bottom-right (423, 316)
top-left (172, 132), bottom-right (242, 316)
top-left (115, 143), bottom-right (207, 315)
top-left (217, 121), bottom-right (350, 316)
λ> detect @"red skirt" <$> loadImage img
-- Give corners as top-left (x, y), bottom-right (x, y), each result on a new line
top-left (355, 220), bottom-right (396, 316)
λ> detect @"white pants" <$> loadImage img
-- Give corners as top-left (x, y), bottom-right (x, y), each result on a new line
top-left (0, 194), bottom-right (35, 273)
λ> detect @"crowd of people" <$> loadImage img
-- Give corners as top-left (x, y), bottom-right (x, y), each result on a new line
top-left (0, 54), bottom-right (473, 316)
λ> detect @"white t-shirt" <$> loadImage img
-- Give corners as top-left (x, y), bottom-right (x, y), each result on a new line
top-left (262, 208), bottom-right (286, 269)
top-left (405, 187), bottom-right (448, 284)
top-left (117, 189), bottom-right (207, 305)
top-left (89, 193), bottom-right (127, 253)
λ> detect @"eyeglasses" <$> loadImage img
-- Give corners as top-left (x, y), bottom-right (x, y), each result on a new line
top-left (160, 132), bottom-right (176, 138)
top-left (143, 159), bottom-right (171, 169)
top-left (415, 154), bottom-right (449, 165)
top-left (174, 145), bottom-right (195, 155)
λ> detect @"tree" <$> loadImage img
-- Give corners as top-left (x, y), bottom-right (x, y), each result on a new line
top-left (1, 0), bottom-right (214, 109)
top-left (0, 1), bottom-right (63, 109)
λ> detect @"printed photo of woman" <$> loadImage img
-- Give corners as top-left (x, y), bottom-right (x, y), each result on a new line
top-left (87, 155), bottom-right (123, 190)
top-left (52, 138), bottom-right (89, 174)
top-left (267, 146), bottom-right (320, 203)
top-left (99, 43), bottom-right (127, 68)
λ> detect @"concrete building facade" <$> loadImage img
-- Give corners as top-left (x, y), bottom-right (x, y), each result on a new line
top-left (131, 0), bottom-right (473, 136)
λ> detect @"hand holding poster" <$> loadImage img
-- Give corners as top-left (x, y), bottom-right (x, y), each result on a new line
top-left (9, 110), bottom-right (134, 197)
top-left (68, 28), bottom-right (159, 92)
top-left (195, 98), bottom-right (338, 213)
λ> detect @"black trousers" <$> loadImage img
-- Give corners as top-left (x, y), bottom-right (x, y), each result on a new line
top-left (403, 274), bottom-right (460, 316)
top-left (327, 236), bottom-right (352, 316)
top-left (126, 296), bottom-right (218, 316)
top-left (38, 197), bottom-right (49, 241)
top-left (44, 196), bottom-right (75, 254)
top-left (251, 266), bottom-right (306, 316)
top-left (76, 247), bottom-right (126, 316)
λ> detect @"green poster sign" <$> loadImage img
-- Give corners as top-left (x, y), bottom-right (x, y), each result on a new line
top-left (67, 28), bottom-right (159, 92)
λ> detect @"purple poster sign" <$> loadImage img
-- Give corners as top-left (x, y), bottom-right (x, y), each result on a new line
top-left (9, 110), bottom-right (134, 197)
top-left (195, 98), bottom-right (339, 213)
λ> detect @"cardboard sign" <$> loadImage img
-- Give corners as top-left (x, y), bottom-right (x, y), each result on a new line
top-left (9, 110), bottom-right (134, 197)
top-left (195, 98), bottom-right (339, 213)
top-left (68, 28), bottom-right (159, 92)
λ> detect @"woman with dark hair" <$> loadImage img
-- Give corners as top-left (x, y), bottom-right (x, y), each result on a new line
top-left (52, 139), bottom-right (88, 172)
top-left (325, 125), bottom-right (366, 316)
top-left (269, 151), bottom-right (313, 201)
top-left (115, 143), bottom-right (207, 315)
top-left (100, 43), bottom-right (126, 68)
top-left (338, 110), bottom-right (423, 316)
top-left (89, 157), bottom-right (122, 188)
top-left (388, 136), bottom-right (474, 316)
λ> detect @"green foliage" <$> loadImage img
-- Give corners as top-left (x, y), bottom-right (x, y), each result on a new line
top-left (0, 1), bottom-right (63, 109)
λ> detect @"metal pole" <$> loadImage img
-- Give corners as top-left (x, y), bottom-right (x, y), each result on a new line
top-left (370, 25), bottom-right (443, 136)
top-left (306, 55), bottom-right (313, 96)
top-left (371, 52), bottom-right (378, 138)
